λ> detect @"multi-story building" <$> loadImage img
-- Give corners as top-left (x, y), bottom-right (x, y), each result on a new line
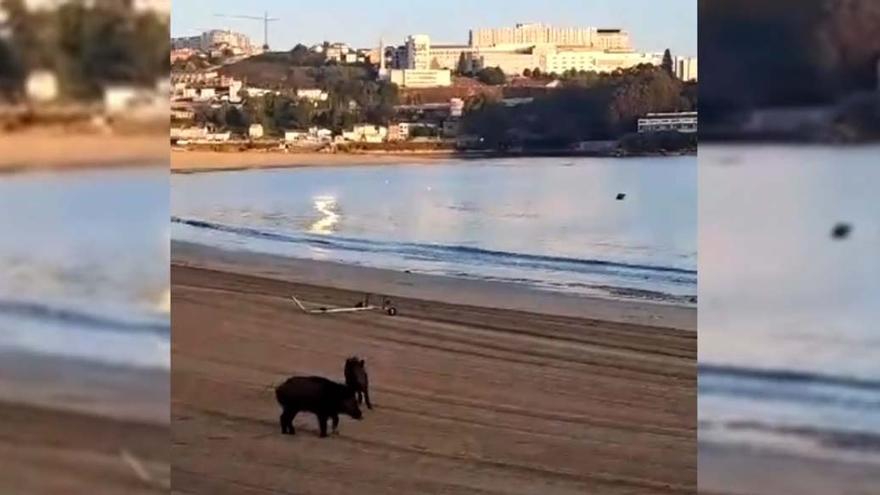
top-left (404, 34), bottom-right (432, 70)
top-left (469, 23), bottom-right (631, 50)
top-left (541, 48), bottom-right (660, 75)
top-left (637, 112), bottom-right (698, 133)
top-left (388, 69), bottom-right (452, 88)
top-left (171, 30), bottom-right (257, 55)
top-left (673, 56), bottom-right (698, 82)
top-left (471, 48), bottom-right (540, 75)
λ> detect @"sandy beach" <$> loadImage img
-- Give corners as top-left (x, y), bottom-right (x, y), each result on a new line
top-left (0, 129), bottom-right (167, 173)
top-left (171, 149), bottom-right (457, 174)
top-left (0, 350), bottom-right (169, 493)
top-left (171, 243), bottom-right (697, 494)
top-left (699, 442), bottom-right (880, 495)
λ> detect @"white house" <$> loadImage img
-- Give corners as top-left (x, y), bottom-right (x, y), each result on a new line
top-left (205, 131), bottom-right (232, 142)
top-left (249, 123), bottom-right (264, 139)
top-left (25, 70), bottom-right (58, 103)
top-left (296, 88), bottom-right (329, 102)
top-left (170, 127), bottom-right (208, 139)
top-left (342, 124), bottom-right (388, 143)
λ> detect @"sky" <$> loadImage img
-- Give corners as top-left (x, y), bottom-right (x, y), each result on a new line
top-left (170, 0), bottom-right (697, 56)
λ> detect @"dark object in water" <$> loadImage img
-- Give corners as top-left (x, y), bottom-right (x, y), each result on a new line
top-left (344, 356), bottom-right (372, 410)
top-left (275, 376), bottom-right (363, 437)
top-left (616, 193), bottom-right (626, 200)
top-left (831, 223), bottom-right (852, 240)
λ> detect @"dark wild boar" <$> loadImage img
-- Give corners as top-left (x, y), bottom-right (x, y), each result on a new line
top-left (344, 356), bottom-right (372, 410)
top-left (275, 376), bottom-right (363, 437)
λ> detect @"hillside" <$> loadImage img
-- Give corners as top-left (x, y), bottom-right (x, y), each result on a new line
top-left (217, 52), bottom-right (371, 90)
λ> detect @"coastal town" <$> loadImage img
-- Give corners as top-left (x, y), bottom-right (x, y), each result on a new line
top-left (170, 22), bottom-right (698, 155)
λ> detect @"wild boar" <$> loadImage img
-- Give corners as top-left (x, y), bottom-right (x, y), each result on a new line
top-left (275, 376), bottom-right (363, 437)
top-left (344, 356), bottom-right (372, 410)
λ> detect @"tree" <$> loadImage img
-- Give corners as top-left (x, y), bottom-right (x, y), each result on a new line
top-left (662, 49), bottom-right (674, 76)
top-left (0, 37), bottom-right (23, 100)
top-left (532, 67), bottom-right (542, 78)
top-left (224, 105), bottom-right (248, 131)
top-left (522, 68), bottom-right (532, 77)
top-left (462, 65), bottom-right (690, 146)
top-left (476, 66), bottom-right (506, 85)
top-left (456, 52), bottom-right (470, 76)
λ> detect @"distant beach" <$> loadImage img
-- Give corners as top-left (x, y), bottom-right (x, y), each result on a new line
top-left (0, 129), bottom-right (167, 173)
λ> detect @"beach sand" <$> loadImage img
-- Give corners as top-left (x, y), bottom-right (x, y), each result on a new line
top-left (171, 244), bottom-right (697, 494)
top-left (171, 149), bottom-right (456, 173)
top-left (0, 351), bottom-right (169, 493)
top-left (699, 442), bottom-right (880, 495)
top-left (0, 129), bottom-right (167, 173)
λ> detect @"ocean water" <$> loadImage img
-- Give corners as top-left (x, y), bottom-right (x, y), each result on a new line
top-left (0, 168), bottom-right (170, 370)
top-left (171, 157), bottom-right (697, 302)
top-left (699, 145), bottom-right (880, 463)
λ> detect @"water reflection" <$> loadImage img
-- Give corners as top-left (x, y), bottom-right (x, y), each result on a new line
top-left (308, 195), bottom-right (340, 234)
top-left (172, 157), bottom-right (696, 301)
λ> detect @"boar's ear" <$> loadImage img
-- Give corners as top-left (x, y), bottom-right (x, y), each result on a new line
top-left (359, 358), bottom-right (366, 366)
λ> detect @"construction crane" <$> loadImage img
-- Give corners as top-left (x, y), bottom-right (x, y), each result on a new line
top-left (214, 11), bottom-right (279, 51)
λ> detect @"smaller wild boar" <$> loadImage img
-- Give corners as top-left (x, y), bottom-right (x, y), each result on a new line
top-left (344, 356), bottom-right (372, 410)
top-left (275, 376), bottom-right (363, 437)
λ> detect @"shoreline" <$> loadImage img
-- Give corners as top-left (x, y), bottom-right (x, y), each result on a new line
top-left (0, 347), bottom-right (169, 425)
top-left (0, 348), bottom-right (169, 493)
top-left (172, 240), bottom-right (696, 330)
top-left (170, 148), bottom-right (696, 174)
top-left (171, 258), bottom-right (696, 494)
top-left (0, 129), bottom-right (167, 174)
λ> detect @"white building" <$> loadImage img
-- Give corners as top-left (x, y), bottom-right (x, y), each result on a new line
top-left (342, 124), bottom-right (388, 143)
top-left (542, 48), bottom-right (659, 75)
top-left (673, 56), bottom-right (698, 82)
top-left (394, 31), bottom-right (660, 78)
top-left (285, 126), bottom-right (333, 143)
top-left (206, 131), bottom-right (232, 142)
top-left (249, 124), bottom-right (264, 139)
top-left (24, 70), bottom-right (58, 103)
top-left (171, 127), bottom-right (209, 140)
top-left (171, 29), bottom-right (257, 55)
top-left (244, 87), bottom-right (279, 98)
top-left (637, 112), bottom-right (698, 134)
top-left (104, 86), bottom-right (139, 113)
top-left (296, 88), bottom-right (329, 102)
top-left (469, 23), bottom-right (631, 51)
top-left (388, 69), bottom-right (452, 88)
top-left (404, 34), bottom-right (432, 70)
top-left (388, 122), bottom-right (413, 141)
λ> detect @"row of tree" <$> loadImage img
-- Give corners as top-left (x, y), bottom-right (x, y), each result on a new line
top-left (0, 0), bottom-right (169, 101)
top-left (461, 64), bottom-right (696, 148)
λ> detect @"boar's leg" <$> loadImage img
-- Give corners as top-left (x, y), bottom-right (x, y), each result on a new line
top-left (280, 408), bottom-right (297, 435)
top-left (363, 388), bottom-right (373, 410)
top-left (317, 414), bottom-right (329, 438)
top-left (355, 390), bottom-right (363, 405)
top-left (331, 414), bottom-right (339, 434)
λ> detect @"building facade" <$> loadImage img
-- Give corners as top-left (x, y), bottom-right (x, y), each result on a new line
top-left (541, 48), bottom-right (660, 75)
top-left (637, 112), bottom-right (698, 133)
top-left (469, 23), bottom-right (631, 50)
top-left (388, 69), bottom-right (452, 88)
top-left (171, 30), bottom-right (256, 55)
top-left (404, 34), bottom-right (432, 70)
top-left (673, 56), bottom-right (698, 82)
